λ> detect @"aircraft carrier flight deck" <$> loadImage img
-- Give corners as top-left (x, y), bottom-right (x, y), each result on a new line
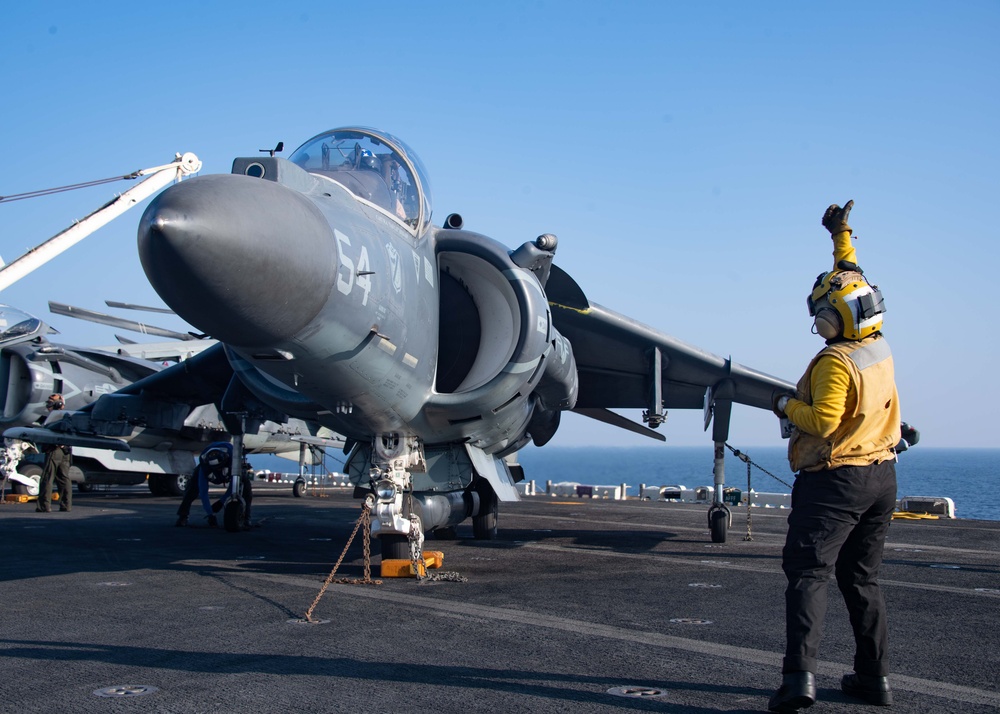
top-left (1, 485), bottom-right (997, 713)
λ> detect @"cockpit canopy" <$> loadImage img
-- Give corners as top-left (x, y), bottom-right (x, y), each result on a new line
top-left (0, 305), bottom-right (48, 348)
top-left (290, 128), bottom-right (432, 233)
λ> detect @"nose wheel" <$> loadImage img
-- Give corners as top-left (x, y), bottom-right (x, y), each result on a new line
top-left (380, 534), bottom-right (410, 560)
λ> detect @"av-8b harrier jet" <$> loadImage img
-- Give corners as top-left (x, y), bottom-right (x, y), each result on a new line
top-left (15, 127), bottom-right (794, 548)
top-left (0, 303), bottom-right (333, 497)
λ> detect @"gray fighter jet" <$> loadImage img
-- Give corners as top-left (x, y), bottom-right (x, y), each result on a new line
top-left (12, 127), bottom-right (794, 545)
top-left (0, 304), bottom-right (331, 497)
top-left (0, 303), bottom-right (167, 493)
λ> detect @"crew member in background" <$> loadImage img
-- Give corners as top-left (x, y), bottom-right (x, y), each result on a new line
top-left (36, 393), bottom-right (73, 513)
top-left (175, 441), bottom-right (253, 529)
top-left (768, 201), bottom-right (900, 712)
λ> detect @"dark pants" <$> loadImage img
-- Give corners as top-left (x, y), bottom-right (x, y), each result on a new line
top-left (782, 460), bottom-right (896, 677)
top-left (38, 447), bottom-right (72, 511)
top-left (177, 475), bottom-right (253, 521)
top-left (176, 473), bottom-right (200, 519)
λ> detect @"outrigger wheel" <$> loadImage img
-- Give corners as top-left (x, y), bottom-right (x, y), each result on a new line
top-left (708, 504), bottom-right (731, 544)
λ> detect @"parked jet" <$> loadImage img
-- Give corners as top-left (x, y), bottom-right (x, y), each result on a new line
top-left (13, 128), bottom-right (794, 545)
top-left (0, 304), bottom-right (332, 497)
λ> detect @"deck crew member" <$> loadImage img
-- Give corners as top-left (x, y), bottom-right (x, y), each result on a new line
top-left (36, 393), bottom-right (73, 513)
top-left (176, 442), bottom-right (253, 528)
top-left (769, 201), bottom-right (900, 712)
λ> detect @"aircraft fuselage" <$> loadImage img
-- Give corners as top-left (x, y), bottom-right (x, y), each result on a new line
top-left (140, 155), bottom-right (570, 458)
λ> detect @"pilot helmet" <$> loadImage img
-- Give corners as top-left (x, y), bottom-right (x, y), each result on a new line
top-left (807, 269), bottom-right (885, 341)
top-left (360, 149), bottom-right (381, 172)
top-left (45, 393), bottom-right (64, 410)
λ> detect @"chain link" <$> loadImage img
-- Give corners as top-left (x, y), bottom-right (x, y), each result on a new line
top-left (407, 513), bottom-right (424, 578)
top-left (725, 443), bottom-right (794, 490)
top-left (725, 443), bottom-right (795, 542)
top-left (420, 570), bottom-right (469, 583)
top-left (743, 455), bottom-right (753, 541)
top-left (407, 513), bottom-right (467, 583)
top-left (302, 497), bottom-right (381, 623)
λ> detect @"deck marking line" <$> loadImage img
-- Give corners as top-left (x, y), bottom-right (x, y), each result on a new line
top-left (336, 583), bottom-right (1000, 707)
top-left (236, 569), bottom-right (1000, 708)
top-left (520, 543), bottom-right (1000, 599)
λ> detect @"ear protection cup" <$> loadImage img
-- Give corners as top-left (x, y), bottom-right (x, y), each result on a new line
top-left (813, 308), bottom-right (842, 340)
top-left (808, 269), bottom-right (885, 340)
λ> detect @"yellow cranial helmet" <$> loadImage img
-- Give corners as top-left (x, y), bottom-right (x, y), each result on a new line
top-left (807, 269), bottom-right (885, 341)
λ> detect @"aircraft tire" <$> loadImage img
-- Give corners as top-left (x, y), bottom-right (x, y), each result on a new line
top-left (147, 476), bottom-right (166, 496)
top-left (77, 482), bottom-right (95, 493)
top-left (472, 482), bottom-right (498, 540)
top-left (293, 479), bottom-right (306, 498)
top-left (165, 474), bottom-right (188, 498)
top-left (15, 464), bottom-right (42, 496)
top-left (710, 509), bottom-right (728, 544)
top-left (431, 526), bottom-right (458, 540)
top-left (381, 534), bottom-right (410, 561)
top-left (223, 500), bottom-right (245, 533)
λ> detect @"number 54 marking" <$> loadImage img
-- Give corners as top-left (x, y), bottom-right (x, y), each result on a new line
top-left (334, 229), bottom-right (372, 306)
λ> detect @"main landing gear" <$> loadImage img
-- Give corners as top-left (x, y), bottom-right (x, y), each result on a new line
top-left (472, 478), bottom-right (498, 541)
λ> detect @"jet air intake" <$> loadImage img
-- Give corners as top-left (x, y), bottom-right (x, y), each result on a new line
top-left (431, 231), bottom-right (578, 450)
top-left (0, 350), bottom-right (35, 425)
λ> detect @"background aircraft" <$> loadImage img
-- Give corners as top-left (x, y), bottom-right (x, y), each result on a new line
top-left (11, 127), bottom-right (795, 544)
top-left (0, 303), bottom-right (333, 497)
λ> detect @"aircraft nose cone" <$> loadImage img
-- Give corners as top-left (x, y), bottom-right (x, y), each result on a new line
top-left (138, 175), bottom-right (336, 347)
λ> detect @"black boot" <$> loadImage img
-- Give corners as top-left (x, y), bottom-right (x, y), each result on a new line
top-left (769, 671), bottom-right (816, 712)
top-left (841, 673), bottom-right (892, 706)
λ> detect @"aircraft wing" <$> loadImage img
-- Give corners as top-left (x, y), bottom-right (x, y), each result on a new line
top-left (3, 343), bottom-right (235, 443)
top-left (100, 341), bottom-right (234, 403)
top-left (3, 426), bottom-right (131, 451)
top-left (547, 265), bottom-right (794, 422)
top-left (94, 339), bottom-right (217, 363)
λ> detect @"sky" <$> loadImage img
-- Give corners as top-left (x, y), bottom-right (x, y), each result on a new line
top-left (1, 1), bottom-right (997, 450)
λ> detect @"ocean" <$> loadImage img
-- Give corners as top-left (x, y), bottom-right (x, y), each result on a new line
top-left (254, 446), bottom-right (999, 521)
top-left (517, 446), bottom-right (999, 522)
